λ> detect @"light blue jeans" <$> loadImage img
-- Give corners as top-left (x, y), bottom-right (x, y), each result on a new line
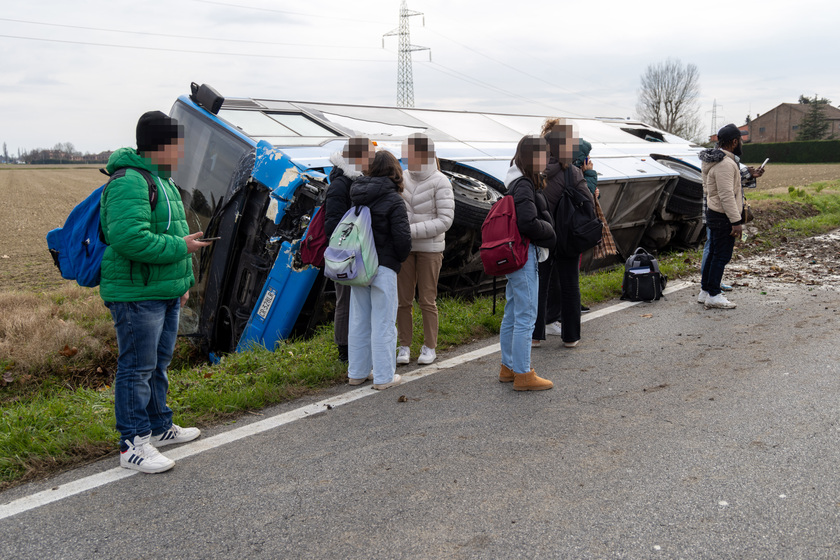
top-left (500, 244), bottom-right (539, 374)
top-left (348, 267), bottom-right (398, 385)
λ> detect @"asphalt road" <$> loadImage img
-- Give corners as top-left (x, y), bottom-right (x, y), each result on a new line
top-left (2, 278), bottom-right (839, 559)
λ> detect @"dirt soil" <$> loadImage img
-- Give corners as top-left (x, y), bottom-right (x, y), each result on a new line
top-left (742, 162), bottom-right (840, 193)
top-left (0, 166), bottom-right (103, 290)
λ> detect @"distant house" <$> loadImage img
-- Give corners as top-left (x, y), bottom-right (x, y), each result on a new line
top-left (709, 124), bottom-right (749, 144)
top-left (748, 102), bottom-right (840, 143)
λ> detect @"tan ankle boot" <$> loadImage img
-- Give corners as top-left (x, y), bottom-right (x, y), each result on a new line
top-left (513, 369), bottom-right (553, 391)
top-left (499, 364), bottom-right (514, 383)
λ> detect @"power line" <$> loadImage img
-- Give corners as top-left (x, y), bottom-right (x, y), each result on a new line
top-left (0, 33), bottom-right (393, 62)
top-left (417, 60), bottom-right (579, 117)
top-left (0, 17), bottom-right (381, 50)
top-left (189, 0), bottom-right (390, 25)
top-left (424, 29), bottom-right (634, 115)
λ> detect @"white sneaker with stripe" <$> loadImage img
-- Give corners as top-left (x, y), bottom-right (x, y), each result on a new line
top-left (120, 434), bottom-right (175, 474)
top-left (150, 424), bottom-right (201, 447)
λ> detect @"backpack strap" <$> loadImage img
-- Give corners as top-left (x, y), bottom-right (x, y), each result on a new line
top-left (98, 167), bottom-right (160, 243)
top-left (106, 167), bottom-right (158, 211)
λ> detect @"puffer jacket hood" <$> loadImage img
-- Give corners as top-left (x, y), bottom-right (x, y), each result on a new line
top-left (504, 165), bottom-right (524, 189)
top-left (106, 147), bottom-right (170, 178)
top-left (698, 148), bottom-right (727, 164)
top-left (572, 138), bottom-right (593, 168)
top-left (329, 152), bottom-right (364, 180)
top-left (351, 175), bottom-right (398, 206)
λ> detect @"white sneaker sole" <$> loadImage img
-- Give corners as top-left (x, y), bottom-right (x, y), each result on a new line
top-left (372, 374), bottom-right (403, 390)
top-left (120, 455), bottom-right (175, 474)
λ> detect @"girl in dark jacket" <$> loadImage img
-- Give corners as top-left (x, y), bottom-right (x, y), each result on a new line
top-left (498, 135), bottom-right (556, 391)
top-left (534, 119), bottom-right (596, 348)
top-left (346, 150), bottom-right (412, 390)
top-left (325, 138), bottom-right (374, 363)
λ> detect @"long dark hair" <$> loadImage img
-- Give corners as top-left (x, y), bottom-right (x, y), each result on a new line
top-left (367, 150), bottom-right (404, 193)
top-left (512, 135), bottom-right (547, 190)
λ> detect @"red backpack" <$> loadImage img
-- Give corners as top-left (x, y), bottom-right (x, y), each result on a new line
top-left (480, 181), bottom-right (530, 276)
top-left (300, 205), bottom-right (327, 267)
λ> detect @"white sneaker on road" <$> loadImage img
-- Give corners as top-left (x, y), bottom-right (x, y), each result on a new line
top-left (372, 374), bottom-right (403, 390)
top-left (151, 424), bottom-right (201, 447)
top-left (545, 321), bottom-right (563, 336)
top-left (697, 290), bottom-right (710, 304)
top-left (417, 345), bottom-right (436, 365)
top-left (121, 434), bottom-right (175, 474)
top-left (396, 346), bottom-right (410, 365)
top-left (705, 293), bottom-right (736, 309)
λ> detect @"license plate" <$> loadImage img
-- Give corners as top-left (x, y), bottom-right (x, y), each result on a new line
top-left (256, 287), bottom-right (276, 320)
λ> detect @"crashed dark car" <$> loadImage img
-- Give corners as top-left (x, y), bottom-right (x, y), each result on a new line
top-left (170, 84), bottom-right (708, 356)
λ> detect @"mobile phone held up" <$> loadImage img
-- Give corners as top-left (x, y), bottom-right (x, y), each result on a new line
top-left (197, 237), bottom-right (221, 242)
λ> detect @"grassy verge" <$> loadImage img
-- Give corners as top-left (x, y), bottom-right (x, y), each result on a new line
top-left (2, 179), bottom-right (839, 489)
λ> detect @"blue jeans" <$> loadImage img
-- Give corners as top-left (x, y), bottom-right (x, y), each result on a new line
top-left (701, 211), bottom-right (736, 297)
top-left (348, 267), bottom-right (398, 385)
top-left (500, 244), bottom-right (539, 374)
top-left (106, 299), bottom-right (179, 449)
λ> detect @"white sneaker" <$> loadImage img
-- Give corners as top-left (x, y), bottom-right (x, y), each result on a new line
top-left (150, 424), bottom-right (201, 447)
top-left (120, 434), bottom-right (175, 473)
top-left (705, 293), bottom-right (736, 309)
top-left (417, 345), bottom-right (436, 365)
top-left (697, 290), bottom-right (710, 304)
top-left (372, 374), bottom-right (403, 390)
top-left (545, 321), bottom-right (563, 336)
top-left (396, 346), bottom-right (410, 365)
top-left (348, 373), bottom-right (373, 386)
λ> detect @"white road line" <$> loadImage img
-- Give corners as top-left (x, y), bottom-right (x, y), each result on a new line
top-left (0, 280), bottom-right (692, 521)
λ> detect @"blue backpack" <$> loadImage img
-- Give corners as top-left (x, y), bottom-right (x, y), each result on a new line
top-left (46, 167), bottom-right (157, 287)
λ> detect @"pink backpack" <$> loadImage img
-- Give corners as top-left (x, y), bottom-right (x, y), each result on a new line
top-left (480, 188), bottom-right (529, 276)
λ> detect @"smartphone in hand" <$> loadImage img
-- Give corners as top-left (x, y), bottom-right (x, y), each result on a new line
top-left (197, 237), bottom-right (221, 242)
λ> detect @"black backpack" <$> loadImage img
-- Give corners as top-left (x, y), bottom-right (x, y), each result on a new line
top-left (553, 167), bottom-right (602, 257)
top-left (620, 247), bottom-right (667, 302)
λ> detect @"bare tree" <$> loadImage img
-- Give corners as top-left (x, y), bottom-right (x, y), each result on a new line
top-left (636, 58), bottom-right (703, 142)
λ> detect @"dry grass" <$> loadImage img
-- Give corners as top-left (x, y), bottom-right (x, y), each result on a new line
top-left (0, 284), bottom-right (115, 383)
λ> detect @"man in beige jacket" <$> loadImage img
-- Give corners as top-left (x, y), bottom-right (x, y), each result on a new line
top-left (698, 124), bottom-right (745, 309)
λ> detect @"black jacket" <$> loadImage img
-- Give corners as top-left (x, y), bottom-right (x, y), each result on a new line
top-left (349, 176), bottom-right (412, 273)
top-left (509, 177), bottom-right (555, 249)
top-left (542, 159), bottom-right (593, 215)
top-left (325, 166), bottom-right (353, 238)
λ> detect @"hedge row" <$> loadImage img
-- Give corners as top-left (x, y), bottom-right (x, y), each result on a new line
top-left (743, 140), bottom-right (840, 164)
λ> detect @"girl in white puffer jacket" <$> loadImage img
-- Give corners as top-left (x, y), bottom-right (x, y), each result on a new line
top-left (396, 134), bottom-right (455, 365)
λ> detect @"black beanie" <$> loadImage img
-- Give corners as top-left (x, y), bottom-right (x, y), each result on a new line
top-left (717, 123), bottom-right (741, 144)
top-left (136, 111), bottom-right (184, 153)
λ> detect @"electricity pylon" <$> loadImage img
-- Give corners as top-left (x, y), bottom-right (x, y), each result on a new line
top-left (383, 0), bottom-right (430, 108)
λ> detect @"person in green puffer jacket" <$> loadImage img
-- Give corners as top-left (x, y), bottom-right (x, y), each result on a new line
top-left (101, 111), bottom-right (211, 474)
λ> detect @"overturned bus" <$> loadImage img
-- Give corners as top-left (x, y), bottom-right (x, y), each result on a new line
top-left (170, 84), bottom-right (707, 356)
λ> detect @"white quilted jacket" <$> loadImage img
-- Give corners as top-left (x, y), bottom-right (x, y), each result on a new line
top-left (402, 165), bottom-right (455, 253)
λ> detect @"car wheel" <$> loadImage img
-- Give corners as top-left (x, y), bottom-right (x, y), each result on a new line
top-left (443, 170), bottom-right (503, 229)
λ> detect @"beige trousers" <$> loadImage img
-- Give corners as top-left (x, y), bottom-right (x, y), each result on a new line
top-left (397, 251), bottom-right (443, 349)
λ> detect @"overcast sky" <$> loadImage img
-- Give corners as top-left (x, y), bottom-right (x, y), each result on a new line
top-left (2, 0), bottom-right (838, 155)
